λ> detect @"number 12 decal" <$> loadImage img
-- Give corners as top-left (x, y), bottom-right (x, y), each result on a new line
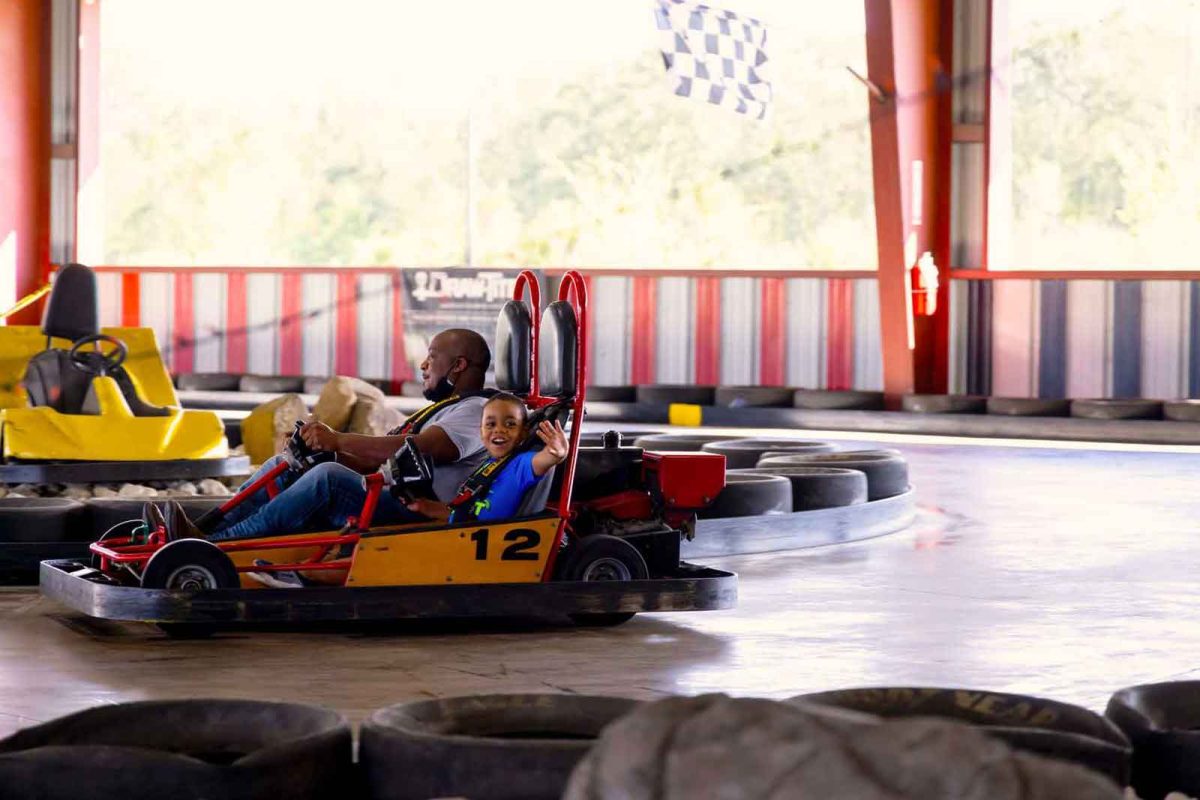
top-left (469, 528), bottom-right (541, 561)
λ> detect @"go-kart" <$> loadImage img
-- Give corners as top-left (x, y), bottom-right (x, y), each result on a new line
top-left (0, 263), bottom-right (246, 484)
top-left (39, 270), bottom-right (736, 633)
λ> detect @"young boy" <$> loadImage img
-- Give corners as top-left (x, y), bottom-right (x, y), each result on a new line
top-left (405, 392), bottom-right (569, 523)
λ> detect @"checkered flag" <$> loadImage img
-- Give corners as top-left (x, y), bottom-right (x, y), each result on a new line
top-left (653, 0), bottom-right (772, 119)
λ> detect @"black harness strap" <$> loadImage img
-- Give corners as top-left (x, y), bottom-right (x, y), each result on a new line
top-left (386, 390), bottom-right (497, 437)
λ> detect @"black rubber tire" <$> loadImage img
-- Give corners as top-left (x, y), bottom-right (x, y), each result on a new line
top-left (140, 539), bottom-right (239, 591)
top-left (1070, 398), bottom-right (1164, 420)
top-left (586, 385), bottom-right (636, 403)
top-left (1107, 681), bottom-right (1200, 800)
top-left (757, 450), bottom-right (909, 501)
top-left (238, 374), bottom-right (305, 394)
top-left (632, 433), bottom-right (744, 452)
top-left (86, 497), bottom-right (224, 541)
top-left (634, 384), bottom-right (715, 406)
top-left (1164, 400), bottom-right (1200, 422)
top-left (175, 372), bottom-right (241, 392)
top-left (987, 397), bottom-right (1072, 417)
top-left (699, 473), bottom-right (792, 519)
top-left (901, 393), bottom-right (987, 414)
top-left (560, 534), bottom-right (649, 583)
top-left (713, 386), bottom-right (794, 408)
top-left (0, 699), bottom-right (353, 800)
top-left (795, 687), bottom-right (1131, 786)
top-left (793, 389), bottom-right (885, 410)
top-left (0, 498), bottom-right (88, 543)
top-left (360, 694), bottom-right (640, 800)
top-left (700, 438), bottom-right (836, 469)
top-left (730, 467), bottom-right (867, 511)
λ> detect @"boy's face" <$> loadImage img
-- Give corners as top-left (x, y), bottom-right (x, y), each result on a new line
top-left (481, 400), bottom-right (527, 459)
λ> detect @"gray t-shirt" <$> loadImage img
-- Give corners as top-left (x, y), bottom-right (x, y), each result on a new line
top-left (421, 396), bottom-right (488, 502)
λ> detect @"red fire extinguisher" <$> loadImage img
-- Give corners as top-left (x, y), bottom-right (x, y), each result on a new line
top-left (910, 252), bottom-right (939, 317)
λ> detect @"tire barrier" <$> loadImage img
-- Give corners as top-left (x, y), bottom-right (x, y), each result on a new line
top-left (566, 694), bottom-right (1123, 800)
top-left (586, 385), bottom-right (637, 403)
top-left (238, 374), bottom-right (306, 394)
top-left (699, 472), bottom-right (792, 518)
top-left (986, 397), bottom-right (1072, 417)
top-left (1163, 400), bottom-right (1200, 422)
top-left (631, 432), bottom-right (745, 452)
top-left (175, 372), bottom-right (241, 392)
top-left (1071, 399), bottom-right (1164, 420)
top-left (86, 496), bottom-right (224, 540)
top-left (302, 376), bottom-right (331, 395)
top-left (793, 388), bottom-right (885, 410)
top-left (0, 498), bottom-right (88, 543)
top-left (713, 386), bottom-right (794, 408)
top-left (576, 430), bottom-right (658, 448)
top-left (901, 393), bottom-right (988, 414)
top-left (1106, 681), bottom-right (1200, 800)
top-left (360, 694), bottom-right (640, 800)
top-left (0, 699), bottom-right (354, 800)
top-left (730, 467), bottom-right (867, 511)
top-left (700, 438), bottom-right (836, 469)
top-left (795, 687), bottom-right (1131, 787)
top-left (634, 384), bottom-right (716, 406)
top-left (757, 450), bottom-right (909, 501)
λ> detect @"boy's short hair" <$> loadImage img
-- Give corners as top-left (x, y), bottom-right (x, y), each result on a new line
top-left (484, 391), bottom-right (528, 424)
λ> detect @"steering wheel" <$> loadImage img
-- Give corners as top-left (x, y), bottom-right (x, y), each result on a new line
top-left (68, 333), bottom-right (128, 376)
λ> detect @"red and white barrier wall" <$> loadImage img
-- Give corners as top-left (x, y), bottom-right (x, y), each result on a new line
top-left (95, 268), bottom-right (883, 391)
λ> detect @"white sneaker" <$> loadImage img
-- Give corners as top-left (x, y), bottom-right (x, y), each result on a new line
top-left (247, 560), bottom-right (304, 589)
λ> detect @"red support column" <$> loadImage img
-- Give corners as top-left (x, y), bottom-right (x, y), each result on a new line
top-left (0, 0), bottom-right (52, 324)
top-left (865, 0), bottom-right (949, 401)
top-left (120, 272), bottom-right (140, 327)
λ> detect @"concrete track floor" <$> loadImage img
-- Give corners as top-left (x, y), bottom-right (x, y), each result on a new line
top-left (2, 429), bottom-right (1199, 736)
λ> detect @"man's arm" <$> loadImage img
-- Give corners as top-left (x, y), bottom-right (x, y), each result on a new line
top-left (300, 423), bottom-right (463, 473)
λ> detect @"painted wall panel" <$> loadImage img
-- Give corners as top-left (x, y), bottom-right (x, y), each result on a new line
top-left (245, 273), bottom-right (279, 375)
top-left (655, 277), bottom-right (693, 383)
top-left (357, 274), bottom-right (390, 380)
top-left (990, 279), bottom-right (1037, 397)
top-left (853, 279), bottom-right (883, 391)
top-left (590, 276), bottom-right (630, 386)
top-left (301, 273), bottom-right (335, 377)
top-left (720, 278), bottom-right (759, 385)
top-left (1140, 281), bottom-right (1187, 399)
top-left (785, 279), bottom-right (824, 388)
top-left (138, 273), bottom-right (173, 362)
top-left (1065, 281), bottom-right (1109, 399)
top-left (192, 273), bottom-right (226, 373)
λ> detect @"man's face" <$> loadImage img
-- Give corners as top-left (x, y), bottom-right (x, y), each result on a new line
top-left (420, 334), bottom-right (463, 393)
top-left (480, 399), bottom-right (527, 459)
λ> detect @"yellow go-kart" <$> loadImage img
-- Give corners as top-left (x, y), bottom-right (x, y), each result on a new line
top-left (0, 264), bottom-right (245, 484)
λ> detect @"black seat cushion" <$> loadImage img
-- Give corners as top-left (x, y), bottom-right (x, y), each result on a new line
top-left (24, 350), bottom-right (169, 417)
top-left (41, 264), bottom-right (99, 341)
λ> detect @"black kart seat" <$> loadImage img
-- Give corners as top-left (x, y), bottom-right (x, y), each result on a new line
top-left (495, 299), bottom-right (533, 396)
top-left (22, 263), bottom-right (169, 417)
top-left (539, 301), bottom-right (578, 400)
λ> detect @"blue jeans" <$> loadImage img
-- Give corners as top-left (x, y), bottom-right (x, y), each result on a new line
top-left (209, 455), bottom-right (421, 541)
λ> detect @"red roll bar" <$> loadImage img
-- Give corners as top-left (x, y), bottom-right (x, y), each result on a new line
top-left (512, 269), bottom-right (541, 398)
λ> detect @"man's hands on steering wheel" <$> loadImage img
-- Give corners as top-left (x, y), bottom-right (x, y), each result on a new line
top-left (68, 334), bottom-right (128, 376)
top-left (300, 421), bottom-right (341, 452)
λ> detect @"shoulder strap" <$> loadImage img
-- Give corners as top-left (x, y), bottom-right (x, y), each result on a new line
top-left (388, 389), bottom-right (499, 437)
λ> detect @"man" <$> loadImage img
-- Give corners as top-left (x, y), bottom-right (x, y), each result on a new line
top-left (164, 328), bottom-right (493, 542)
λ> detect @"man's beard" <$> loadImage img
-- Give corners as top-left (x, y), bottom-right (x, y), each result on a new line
top-left (423, 375), bottom-right (456, 402)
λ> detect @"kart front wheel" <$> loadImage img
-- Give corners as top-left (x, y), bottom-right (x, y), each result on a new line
top-left (141, 539), bottom-right (239, 591)
top-left (561, 535), bottom-right (647, 628)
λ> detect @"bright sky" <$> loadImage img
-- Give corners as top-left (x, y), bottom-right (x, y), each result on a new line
top-left (101, 0), bottom-right (866, 110)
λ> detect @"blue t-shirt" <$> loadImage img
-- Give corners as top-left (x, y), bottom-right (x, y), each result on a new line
top-left (450, 450), bottom-right (545, 523)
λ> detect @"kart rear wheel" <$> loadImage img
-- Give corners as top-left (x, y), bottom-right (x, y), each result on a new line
top-left (562, 535), bottom-right (647, 628)
top-left (140, 539), bottom-right (239, 591)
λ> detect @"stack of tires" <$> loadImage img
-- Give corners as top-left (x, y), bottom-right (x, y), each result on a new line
top-left (632, 433), bottom-right (910, 520)
top-left (13, 686), bottom-right (1192, 798)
